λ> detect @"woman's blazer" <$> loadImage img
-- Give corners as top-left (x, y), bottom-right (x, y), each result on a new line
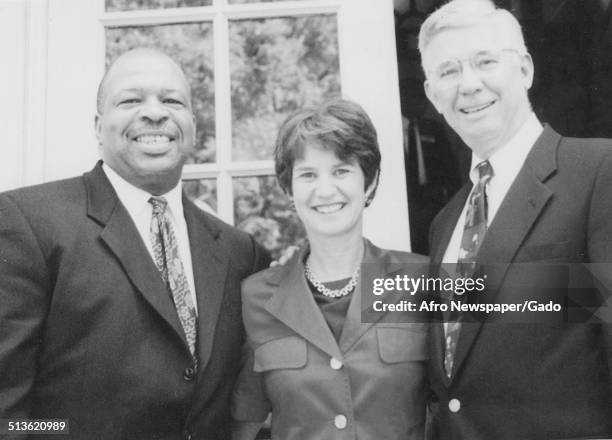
top-left (233, 239), bottom-right (429, 440)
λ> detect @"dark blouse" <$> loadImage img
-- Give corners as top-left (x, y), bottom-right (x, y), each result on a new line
top-left (308, 277), bottom-right (354, 342)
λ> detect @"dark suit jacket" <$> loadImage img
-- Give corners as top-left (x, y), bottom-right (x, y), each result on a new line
top-left (428, 126), bottom-right (612, 439)
top-left (0, 162), bottom-right (270, 440)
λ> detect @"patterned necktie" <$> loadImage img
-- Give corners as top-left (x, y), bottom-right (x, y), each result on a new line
top-left (444, 160), bottom-right (494, 377)
top-left (149, 196), bottom-right (198, 363)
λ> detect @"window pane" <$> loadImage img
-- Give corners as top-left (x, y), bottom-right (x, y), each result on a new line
top-left (105, 24), bottom-right (216, 164)
top-left (229, 15), bottom-right (340, 161)
top-left (234, 175), bottom-right (306, 259)
top-left (106, 0), bottom-right (212, 12)
top-left (183, 178), bottom-right (218, 214)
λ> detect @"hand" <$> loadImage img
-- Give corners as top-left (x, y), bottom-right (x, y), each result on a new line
top-left (270, 245), bottom-right (299, 267)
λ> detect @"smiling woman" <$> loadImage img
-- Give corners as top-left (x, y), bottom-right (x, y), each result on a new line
top-left (291, 145), bottom-right (369, 240)
top-left (274, 101), bottom-right (379, 243)
top-left (231, 99), bottom-right (429, 440)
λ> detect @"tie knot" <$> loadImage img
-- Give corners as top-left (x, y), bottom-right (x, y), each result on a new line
top-left (476, 160), bottom-right (494, 183)
top-left (149, 196), bottom-right (168, 215)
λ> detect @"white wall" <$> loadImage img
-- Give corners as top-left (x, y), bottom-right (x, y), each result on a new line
top-left (44, 0), bottom-right (103, 182)
top-left (0, 0), bottom-right (102, 191)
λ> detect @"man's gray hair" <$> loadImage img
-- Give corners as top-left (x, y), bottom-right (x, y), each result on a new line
top-left (418, 0), bottom-right (527, 68)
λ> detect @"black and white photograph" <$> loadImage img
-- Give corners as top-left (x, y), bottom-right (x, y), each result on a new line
top-left (1, 0), bottom-right (612, 438)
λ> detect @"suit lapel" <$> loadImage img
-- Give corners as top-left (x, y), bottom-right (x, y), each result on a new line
top-left (182, 197), bottom-right (230, 374)
top-left (431, 184), bottom-right (471, 265)
top-left (431, 322), bottom-right (450, 386)
top-left (85, 163), bottom-right (187, 347)
top-left (451, 127), bottom-right (559, 379)
top-left (264, 247), bottom-right (343, 360)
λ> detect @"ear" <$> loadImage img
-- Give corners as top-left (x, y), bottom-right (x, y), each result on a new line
top-left (424, 80), bottom-right (443, 114)
top-left (519, 52), bottom-right (535, 90)
top-left (94, 113), bottom-right (102, 145)
top-left (365, 170), bottom-right (380, 205)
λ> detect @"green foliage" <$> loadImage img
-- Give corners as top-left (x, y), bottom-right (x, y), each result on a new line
top-left (234, 176), bottom-right (306, 259)
top-left (230, 15), bottom-right (341, 161)
top-left (183, 179), bottom-right (217, 214)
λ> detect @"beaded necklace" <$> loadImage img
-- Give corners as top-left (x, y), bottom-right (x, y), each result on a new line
top-left (304, 261), bottom-right (360, 298)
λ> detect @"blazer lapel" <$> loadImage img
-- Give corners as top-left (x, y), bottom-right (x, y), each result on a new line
top-left (182, 197), bottom-right (230, 374)
top-left (338, 239), bottom-right (382, 354)
top-left (338, 278), bottom-right (370, 354)
top-left (85, 163), bottom-right (187, 347)
top-left (264, 248), bottom-right (343, 360)
top-left (451, 127), bottom-right (559, 379)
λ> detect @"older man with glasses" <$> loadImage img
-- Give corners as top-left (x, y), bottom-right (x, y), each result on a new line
top-left (419, 0), bottom-right (612, 439)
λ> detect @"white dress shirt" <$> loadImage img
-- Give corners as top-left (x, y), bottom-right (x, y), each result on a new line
top-left (442, 113), bottom-right (544, 264)
top-left (102, 163), bottom-right (198, 314)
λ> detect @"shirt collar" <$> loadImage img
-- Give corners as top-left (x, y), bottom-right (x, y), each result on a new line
top-left (469, 113), bottom-right (543, 184)
top-left (102, 162), bottom-right (184, 220)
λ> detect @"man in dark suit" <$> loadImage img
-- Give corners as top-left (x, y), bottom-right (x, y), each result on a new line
top-left (0, 48), bottom-right (270, 439)
top-left (418, 0), bottom-right (612, 438)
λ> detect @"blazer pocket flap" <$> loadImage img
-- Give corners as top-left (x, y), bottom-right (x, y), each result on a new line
top-left (377, 326), bottom-right (428, 363)
top-left (254, 336), bottom-right (307, 372)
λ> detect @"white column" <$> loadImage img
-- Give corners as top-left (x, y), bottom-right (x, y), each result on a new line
top-left (339, 0), bottom-right (411, 251)
top-left (23, 0), bottom-right (50, 186)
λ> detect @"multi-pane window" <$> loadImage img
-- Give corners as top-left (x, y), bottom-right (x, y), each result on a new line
top-left (32, 0), bottom-right (408, 251)
top-left (104, 1), bottom-right (341, 258)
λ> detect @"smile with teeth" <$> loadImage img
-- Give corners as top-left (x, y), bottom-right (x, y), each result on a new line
top-left (460, 101), bottom-right (494, 114)
top-left (135, 134), bottom-right (172, 144)
top-left (313, 203), bottom-right (345, 214)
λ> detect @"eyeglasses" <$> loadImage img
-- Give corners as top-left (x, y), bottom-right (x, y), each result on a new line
top-left (428, 49), bottom-right (524, 89)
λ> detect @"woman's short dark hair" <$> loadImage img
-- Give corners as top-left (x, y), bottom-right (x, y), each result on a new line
top-left (274, 98), bottom-right (381, 204)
